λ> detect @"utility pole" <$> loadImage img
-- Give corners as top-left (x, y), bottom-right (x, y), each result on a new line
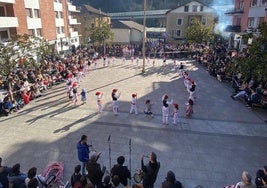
top-left (142, 0), bottom-right (147, 73)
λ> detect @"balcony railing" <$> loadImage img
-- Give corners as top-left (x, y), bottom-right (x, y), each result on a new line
top-left (225, 8), bottom-right (244, 15)
top-left (0, 17), bottom-right (18, 28)
top-left (225, 25), bottom-right (241, 32)
top-left (0, 0), bottom-right (15, 3)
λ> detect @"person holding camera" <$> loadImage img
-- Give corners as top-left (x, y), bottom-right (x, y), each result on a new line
top-left (141, 152), bottom-right (160, 188)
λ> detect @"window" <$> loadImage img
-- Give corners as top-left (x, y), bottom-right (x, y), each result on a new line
top-left (28, 29), bottom-right (35, 36)
top-left (0, 6), bottom-right (5, 17)
top-left (184, 5), bottom-right (189, 12)
top-left (177, 18), bottom-right (182, 25)
top-left (251, 0), bottom-right (257, 6)
top-left (60, 12), bottom-right (63, 18)
top-left (200, 6), bottom-right (204, 11)
top-left (236, 18), bottom-right (241, 25)
top-left (176, 30), bottom-right (181, 37)
top-left (36, 29), bottom-right (42, 37)
top-left (193, 5), bottom-right (198, 12)
top-left (34, 9), bottom-right (40, 18)
top-left (261, 0), bottom-right (267, 5)
top-left (248, 17), bottom-right (255, 27)
top-left (259, 17), bottom-right (265, 24)
top-left (26, 8), bottom-right (33, 18)
top-left (202, 17), bottom-right (207, 25)
top-left (61, 27), bottom-right (64, 33)
top-left (55, 11), bottom-right (59, 18)
top-left (0, 30), bottom-right (9, 41)
top-left (239, 0), bottom-right (244, 9)
top-left (56, 27), bottom-right (60, 34)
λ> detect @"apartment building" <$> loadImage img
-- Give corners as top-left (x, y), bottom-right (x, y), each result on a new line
top-left (166, 0), bottom-right (217, 40)
top-left (0, 0), bottom-right (80, 52)
top-left (226, 0), bottom-right (267, 32)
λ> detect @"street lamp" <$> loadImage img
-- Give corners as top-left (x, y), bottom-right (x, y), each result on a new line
top-left (142, 0), bottom-right (147, 73)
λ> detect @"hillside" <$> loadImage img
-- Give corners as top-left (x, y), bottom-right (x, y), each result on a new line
top-left (72, 0), bottom-right (233, 13)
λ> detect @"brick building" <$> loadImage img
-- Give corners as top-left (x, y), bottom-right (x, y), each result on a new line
top-left (0, 0), bottom-right (80, 52)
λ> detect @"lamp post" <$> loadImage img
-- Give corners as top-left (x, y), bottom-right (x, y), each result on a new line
top-left (142, 0), bottom-right (147, 73)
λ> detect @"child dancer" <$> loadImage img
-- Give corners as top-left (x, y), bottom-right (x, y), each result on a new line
top-left (186, 99), bottom-right (194, 118)
top-left (80, 89), bottom-right (87, 105)
top-left (162, 94), bottom-right (173, 125)
top-left (95, 91), bottom-right (103, 114)
top-left (129, 93), bottom-right (138, 115)
top-left (72, 82), bottom-right (78, 105)
top-left (144, 99), bottom-right (153, 118)
top-left (173, 103), bottom-right (180, 125)
top-left (111, 89), bottom-right (121, 115)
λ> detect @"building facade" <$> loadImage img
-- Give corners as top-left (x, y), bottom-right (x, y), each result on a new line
top-left (0, 0), bottom-right (80, 52)
top-left (166, 0), bottom-right (217, 40)
top-left (75, 5), bottom-right (110, 45)
top-left (226, 0), bottom-right (267, 33)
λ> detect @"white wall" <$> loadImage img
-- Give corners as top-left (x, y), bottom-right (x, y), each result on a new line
top-left (130, 29), bottom-right (142, 43)
top-left (24, 0), bottom-right (39, 8)
top-left (171, 1), bottom-right (215, 13)
top-left (112, 28), bottom-right (130, 43)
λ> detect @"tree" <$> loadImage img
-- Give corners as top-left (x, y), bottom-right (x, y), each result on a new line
top-left (88, 19), bottom-right (113, 55)
top-left (0, 34), bottom-right (50, 97)
top-left (230, 22), bottom-right (267, 83)
top-left (185, 19), bottom-right (215, 44)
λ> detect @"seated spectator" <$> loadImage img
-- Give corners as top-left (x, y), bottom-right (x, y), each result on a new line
top-left (8, 163), bottom-right (27, 188)
top-left (235, 171), bottom-right (256, 188)
top-left (246, 88), bottom-right (261, 108)
top-left (231, 83), bottom-right (251, 100)
top-left (22, 91), bottom-right (31, 105)
top-left (161, 170), bottom-right (183, 188)
top-left (0, 157), bottom-right (12, 188)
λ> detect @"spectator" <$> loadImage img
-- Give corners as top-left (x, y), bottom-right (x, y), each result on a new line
top-left (111, 156), bottom-right (131, 186)
top-left (8, 163), bottom-right (27, 188)
top-left (0, 157), bottom-right (12, 188)
top-left (76, 135), bottom-right (91, 176)
top-left (102, 175), bottom-right (112, 188)
top-left (70, 165), bottom-right (83, 188)
top-left (235, 171), bottom-right (256, 188)
top-left (141, 152), bottom-right (160, 188)
top-left (25, 167), bottom-right (45, 187)
top-left (86, 154), bottom-right (106, 188)
top-left (27, 178), bottom-right (38, 188)
top-left (161, 170), bottom-right (183, 188)
top-left (255, 166), bottom-right (267, 188)
top-left (111, 175), bottom-right (124, 188)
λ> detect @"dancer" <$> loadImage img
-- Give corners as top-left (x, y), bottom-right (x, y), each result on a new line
top-left (95, 91), bottom-right (103, 114)
top-left (144, 99), bottom-right (153, 118)
top-left (162, 94), bottom-right (173, 125)
top-left (80, 89), bottom-right (87, 105)
top-left (112, 89), bottom-right (121, 115)
top-left (129, 93), bottom-right (138, 115)
top-left (172, 103), bottom-right (180, 125)
top-left (72, 82), bottom-right (78, 105)
top-left (185, 99), bottom-right (194, 118)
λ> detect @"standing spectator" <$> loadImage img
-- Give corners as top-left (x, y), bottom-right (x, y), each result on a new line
top-left (235, 171), bottom-right (256, 188)
top-left (112, 175), bottom-right (124, 188)
top-left (102, 175), bottom-right (112, 188)
top-left (111, 89), bottom-right (121, 116)
top-left (141, 152), bottom-right (160, 188)
top-left (86, 154), bottom-right (106, 188)
top-left (161, 170), bottom-right (183, 188)
top-left (70, 165), bottom-right (83, 188)
top-left (0, 157), bottom-right (11, 188)
top-left (130, 93), bottom-right (138, 115)
top-left (25, 167), bottom-right (45, 187)
top-left (8, 163), bottom-right (27, 188)
top-left (76, 135), bottom-right (91, 176)
top-left (111, 156), bottom-right (131, 187)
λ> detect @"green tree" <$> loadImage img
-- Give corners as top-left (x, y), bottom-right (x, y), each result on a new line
top-left (231, 22), bottom-right (267, 82)
top-left (185, 19), bottom-right (215, 44)
top-left (0, 34), bottom-right (50, 96)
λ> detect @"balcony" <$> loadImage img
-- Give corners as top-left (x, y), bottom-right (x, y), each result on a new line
top-left (68, 3), bottom-right (80, 12)
top-left (225, 25), bottom-right (241, 32)
top-left (0, 0), bottom-right (15, 3)
top-left (70, 31), bottom-right (78, 38)
top-left (68, 16), bottom-right (80, 25)
top-left (0, 17), bottom-right (18, 28)
top-left (225, 8), bottom-right (244, 15)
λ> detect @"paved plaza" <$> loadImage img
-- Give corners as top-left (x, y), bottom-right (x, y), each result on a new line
top-left (0, 58), bottom-right (267, 188)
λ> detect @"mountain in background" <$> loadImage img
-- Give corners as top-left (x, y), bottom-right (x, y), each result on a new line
top-left (72, 0), bottom-right (233, 13)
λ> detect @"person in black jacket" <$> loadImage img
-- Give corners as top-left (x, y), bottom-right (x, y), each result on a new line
top-left (141, 152), bottom-right (160, 188)
top-left (161, 170), bottom-right (183, 188)
top-left (111, 156), bottom-right (131, 186)
top-left (86, 154), bottom-right (106, 188)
